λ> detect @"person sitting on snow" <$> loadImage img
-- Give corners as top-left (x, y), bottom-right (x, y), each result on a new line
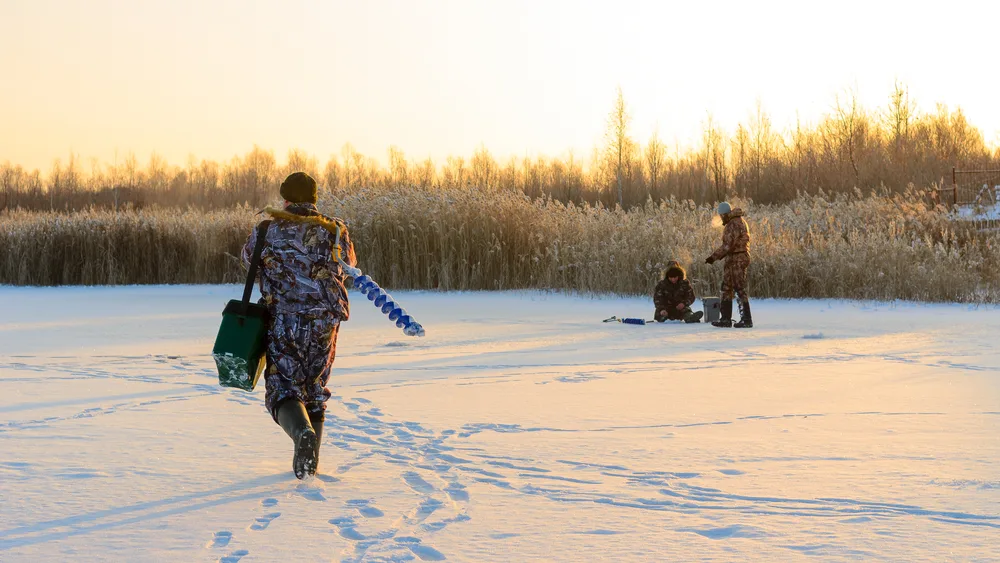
top-left (653, 261), bottom-right (703, 323)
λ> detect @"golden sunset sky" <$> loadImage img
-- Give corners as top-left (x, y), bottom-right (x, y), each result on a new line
top-left (2, 0), bottom-right (998, 172)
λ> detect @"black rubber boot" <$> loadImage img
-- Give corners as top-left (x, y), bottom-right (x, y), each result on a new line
top-left (277, 399), bottom-right (318, 479)
top-left (683, 308), bottom-right (703, 323)
top-left (734, 300), bottom-right (753, 328)
top-left (309, 410), bottom-right (325, 472)
top-left (712, 300), bottom-right (733, 328)
top-left (309, 410), bottom-right (324, 444)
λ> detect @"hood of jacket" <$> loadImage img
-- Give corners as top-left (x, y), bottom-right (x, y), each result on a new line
top-left (722, 207), bottom-right (745, 224)
top-left (663, 260), bottom-right (687, 280)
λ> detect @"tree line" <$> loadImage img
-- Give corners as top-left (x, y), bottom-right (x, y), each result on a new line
top-left (2, 84), bottom-right (997, 212)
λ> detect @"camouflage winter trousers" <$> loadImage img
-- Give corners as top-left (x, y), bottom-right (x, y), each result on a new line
top-left (721, 252), bottom-right (751, 303)
top-left (264, 312), bottom-right (340, 421)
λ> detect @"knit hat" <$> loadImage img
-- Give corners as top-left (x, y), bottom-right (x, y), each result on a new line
top-left (280, 172), bottom-right (318, 204)
top-left (717, 201), bottom-right (732, 215)
top-left (664, 260), bottom-right (686, 280)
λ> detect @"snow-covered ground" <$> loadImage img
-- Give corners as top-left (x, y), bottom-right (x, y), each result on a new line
top-left (1, 286), bottom-right (998, 562)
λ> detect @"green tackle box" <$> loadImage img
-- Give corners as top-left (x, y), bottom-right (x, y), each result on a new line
top-left (213, 300), bottom-right (269, 391)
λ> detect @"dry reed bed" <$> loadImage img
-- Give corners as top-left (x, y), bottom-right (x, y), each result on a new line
top-left (1, 189), bottom-right (996, 302)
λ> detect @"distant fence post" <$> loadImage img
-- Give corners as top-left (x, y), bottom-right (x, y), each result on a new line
top-left (952, 166), bottom-right (957, 207)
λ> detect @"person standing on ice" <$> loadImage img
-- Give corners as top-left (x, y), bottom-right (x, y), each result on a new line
top-left (705, 201), bottom-right (752, 328)
top-left (240, 171), bottom-right (357, 479)
top-left (653, 260), bottom-right (703, 323)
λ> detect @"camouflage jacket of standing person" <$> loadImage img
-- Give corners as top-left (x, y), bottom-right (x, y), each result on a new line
top-left (709, 208), bottom-right (750, 262)
top-left (653, 261), bottom-right (696, 313)
top-left (240, 202), bottom-right (358, 321)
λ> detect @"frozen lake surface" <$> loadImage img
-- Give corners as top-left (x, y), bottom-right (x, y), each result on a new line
top-left (1, 286), bottom-right (998, 561)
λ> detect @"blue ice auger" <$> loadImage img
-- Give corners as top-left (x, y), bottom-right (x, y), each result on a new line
top-left (602, 315), bottom-right (649, 325)
top-left (335, 229), bottom-right (425, 337)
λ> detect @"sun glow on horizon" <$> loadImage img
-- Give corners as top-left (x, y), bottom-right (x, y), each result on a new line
top-left (2, 0), bottom-right (999, 173)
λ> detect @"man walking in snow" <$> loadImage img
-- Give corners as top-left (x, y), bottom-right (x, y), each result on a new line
top-left (653, 260), bottom-right (703, 323)
top-left (241, 172), bottom-right (357, 479)
top-left (705, 202), bottom-right (752, 328)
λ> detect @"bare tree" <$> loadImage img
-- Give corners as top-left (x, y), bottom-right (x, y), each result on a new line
top-left (470, 144), bottom-right (498, 190)
top-left (341, 144), bottom-right (358, 188)
top-left (415, 157), bottom-right (435, 189)
top-left (605, 87), bottom-right (634, 207)
top-left (563, 151), bottom-right (584, 202)
top-left (443, 156), bottom-right (466, 188)
top-left (883, 81), bottom-right (914, 150)
top-left (701, 115), bottom-right (728, 202)
top-left (833, 89), bottom-right (863, 185)
top-left (388, 146), bottom-right (409, 186)
top-left (644, 129), bottom-right (667, 199)
top-left (353, 151), bottom-right (376, 188)
top-left (64, 153), bottom-right (81, 192)
top-left (285, 148), bottom-right (319, 181)
top-left (757, 103), bottom-right (780, 198)
top-left (0, 165), bottom-right (11, 209)
top-left (323, 157), bottom-right (343, 191)
top-left (789, 114), bottom-right (814, 193)
top-left (243, 146), bottom-right (275, 204)
top-left (732, 124), bottom-right (748, 198)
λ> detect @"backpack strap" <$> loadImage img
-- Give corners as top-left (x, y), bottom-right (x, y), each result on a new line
top-left (241, 220), bottom-right (272, 313)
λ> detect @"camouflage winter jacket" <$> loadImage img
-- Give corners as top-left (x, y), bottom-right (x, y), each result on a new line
top-left (709, 208), bottom-right (750, 262)
top-left (240, 202), bottom-right (357, 321)
top-left (653, 261), bottom-right (696, 312)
